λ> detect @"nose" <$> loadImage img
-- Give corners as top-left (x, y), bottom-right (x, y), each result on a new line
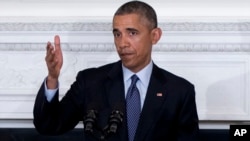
top-left (117, 35), bottom-right (129, 49)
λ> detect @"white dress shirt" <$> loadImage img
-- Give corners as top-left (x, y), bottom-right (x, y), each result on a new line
top-left (122, 61), bottom-right (153, 109)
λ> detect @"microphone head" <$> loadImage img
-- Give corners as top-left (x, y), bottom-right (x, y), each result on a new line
top-left (83, 110), bottom-right (98, 134)
top-left (106, 109), bottom-right (124, 134)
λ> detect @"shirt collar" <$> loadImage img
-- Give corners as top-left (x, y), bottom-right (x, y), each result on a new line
top-left (122, 61), bottom-right (153, 87)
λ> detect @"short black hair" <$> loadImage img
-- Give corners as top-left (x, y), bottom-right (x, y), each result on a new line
top-left (114, 1), bottom-right (158, 29)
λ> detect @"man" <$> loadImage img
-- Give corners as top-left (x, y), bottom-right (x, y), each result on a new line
top-left (33, 1), bottom-right (199, 141)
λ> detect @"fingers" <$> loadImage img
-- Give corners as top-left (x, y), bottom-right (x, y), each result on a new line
top-left (45, 35), bottom-right (63, 80)
top-left (52, 35), bottom-right (62, 60)
top-left (45, 42), bottom-right (60, 70)
top-left (53, 35), bottom-right (63, 66)
top-left (46, 42), bottom-right (55, 63)
top-left (46, 35), bottom-right (61, 62)
top-left (54, 35), bottom-right (61, 52)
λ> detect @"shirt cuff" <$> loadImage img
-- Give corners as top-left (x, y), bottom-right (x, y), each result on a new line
top-left (44, 77), bottom-right (58, 102)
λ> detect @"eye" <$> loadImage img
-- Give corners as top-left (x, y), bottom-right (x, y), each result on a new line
top-left (113, 32), bottom-right (121, 38)
top-left (129, 31), bottom-right (137, 36)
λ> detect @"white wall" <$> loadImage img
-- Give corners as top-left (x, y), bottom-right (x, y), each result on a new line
top-left (1, 0), bottom-right (250, 129)
top-left (1, 0), bottom-right (250, 17)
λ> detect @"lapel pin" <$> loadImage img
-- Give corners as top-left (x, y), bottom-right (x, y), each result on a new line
top-left (156, 93), bottom-right (163, 97)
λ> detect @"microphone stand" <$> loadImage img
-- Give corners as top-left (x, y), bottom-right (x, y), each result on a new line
top-left (83, 109), bottom-right (123, 141)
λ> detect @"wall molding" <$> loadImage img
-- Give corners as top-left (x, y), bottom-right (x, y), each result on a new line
top-left (1, 20), bottom-right (250, 31)
top-left (0, 43), bottom-right (250, 52)
top-left (1, 18), bottom-right (250, 52)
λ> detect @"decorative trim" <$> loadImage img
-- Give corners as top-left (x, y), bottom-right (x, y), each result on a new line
top-left (0, 22), bottom-right (250, 31)
top-left (1, 19), bottom-right (250, 52)
top-left (155, 43), bottom-right (250, 52)
top-left (0, 43), bottom-right (250, 52)
top-left (160, 22), bottom-right (250, 31)
top-left (0, 22), bottom-right (112, 31)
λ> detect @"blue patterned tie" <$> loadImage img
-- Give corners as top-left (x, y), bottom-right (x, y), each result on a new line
top-left (126, 75), bottom-right (141, 141)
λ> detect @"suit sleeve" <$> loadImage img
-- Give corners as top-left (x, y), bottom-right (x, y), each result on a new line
top-left (33, 73), bottom-right (84, 135)
top-left (177, 84), bottom-right (200, 141)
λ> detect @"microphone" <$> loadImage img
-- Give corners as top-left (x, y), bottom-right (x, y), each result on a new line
top-left (106, 110), bottom-right (124, 135)
top-left (103, 104), bottom-right (124, 138)
top-left (83, 109), bottom-right (98, 134)
top-left (83, 103), bottom-right (124, 140)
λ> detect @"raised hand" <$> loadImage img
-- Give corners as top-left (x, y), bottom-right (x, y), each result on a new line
top-left (45, 35), bottom-right (63, 89)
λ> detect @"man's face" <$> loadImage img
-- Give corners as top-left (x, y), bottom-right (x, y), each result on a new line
top-left (113, 14), bottom-right (157, 73)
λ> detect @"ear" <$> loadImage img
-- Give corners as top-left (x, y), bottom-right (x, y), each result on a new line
top-left (151, 28), bottom-right (162, 44)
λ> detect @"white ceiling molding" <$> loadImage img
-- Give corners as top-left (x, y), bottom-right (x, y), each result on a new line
top-left (1, 0), bottom-right (250, 17)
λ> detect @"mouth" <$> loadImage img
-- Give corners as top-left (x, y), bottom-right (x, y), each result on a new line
top-left (119, 53), bottom-right (134, 59)
top-left (120, 52), bottom-right (133, 56)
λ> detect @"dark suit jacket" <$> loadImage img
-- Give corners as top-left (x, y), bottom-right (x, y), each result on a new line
top-left (33, 61), bottom-right (199, 141)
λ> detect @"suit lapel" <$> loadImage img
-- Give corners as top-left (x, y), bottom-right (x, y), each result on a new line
top-left (135, 64), bottom-right (168, 141)
top-left (104, 61), bottom-right (125, 110)
top-left (104, 61), bottom-right (128, 141)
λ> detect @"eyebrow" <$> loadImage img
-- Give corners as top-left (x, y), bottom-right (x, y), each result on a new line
top-left (126, 28), bottom-right (139, 32)
top-left (113, 28), bottom-right (119, 33)
top-left (112, 28), bottom-right (139, 33)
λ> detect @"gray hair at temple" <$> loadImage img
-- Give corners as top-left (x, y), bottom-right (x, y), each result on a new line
top-left (114, 1), bottom-right (158, 29)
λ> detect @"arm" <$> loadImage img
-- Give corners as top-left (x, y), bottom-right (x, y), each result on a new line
top-left (33, 75), bottom-right (84, 135)
top-left (177, 84), bottom-right (200, 141)
top-left (43, 77), bottom-right (58, 102)
top-left (33, 35), bottom-right (80, 135)
top-left (44, 35), bottom-right (63, 89)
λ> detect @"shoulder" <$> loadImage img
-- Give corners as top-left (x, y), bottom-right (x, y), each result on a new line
top-left (154, 65), bottom-right (196, 102)
top-left (76, 61), bottom-right (120, 80)
top-left (155, 64), bottom-right (194, 89)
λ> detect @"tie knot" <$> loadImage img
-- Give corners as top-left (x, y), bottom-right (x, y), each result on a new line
top-left (131, 75), bottom-right (139, 86)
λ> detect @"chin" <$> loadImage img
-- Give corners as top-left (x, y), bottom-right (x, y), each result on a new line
top-left (122, 61), bottom-right (133, 68)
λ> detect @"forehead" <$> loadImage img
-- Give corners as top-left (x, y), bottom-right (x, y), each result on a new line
top-left (113, 14), bottom-right (148, 29)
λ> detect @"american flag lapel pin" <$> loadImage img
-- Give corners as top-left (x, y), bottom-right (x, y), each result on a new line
top-left (156, 93), bottom-right (163, 97)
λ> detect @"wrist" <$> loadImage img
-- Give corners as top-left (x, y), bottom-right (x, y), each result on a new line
top-left (46, 75), bottom-right (58, 89)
